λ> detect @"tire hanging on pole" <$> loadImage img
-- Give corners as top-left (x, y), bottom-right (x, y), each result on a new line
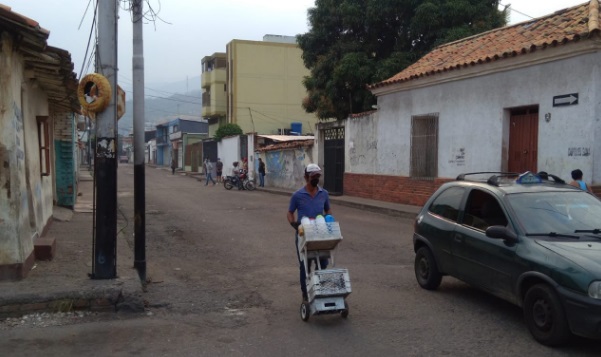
top-left (78, 73), bottom-right (112, 113)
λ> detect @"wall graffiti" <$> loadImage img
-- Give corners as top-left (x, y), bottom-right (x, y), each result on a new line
top-left (568, 147), bottom-right (590, 157)
top-left (448, 147), bottom-right (466, 166)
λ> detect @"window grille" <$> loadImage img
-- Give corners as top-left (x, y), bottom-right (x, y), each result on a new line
top-left (410, 114), bottom-right (438, 179)
top-left (324, 127), bottom-right (344, 141)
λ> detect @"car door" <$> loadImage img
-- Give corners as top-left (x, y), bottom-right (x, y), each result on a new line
top-left (418, 186), bottom-right (467, 276)
top-left (452, 189), bottom-right (518, 300)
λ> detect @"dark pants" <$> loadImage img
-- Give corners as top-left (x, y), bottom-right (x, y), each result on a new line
top-left (295, 233), bottom-right (328, 300)
top-left (259, 173), bottom-right (265, 187)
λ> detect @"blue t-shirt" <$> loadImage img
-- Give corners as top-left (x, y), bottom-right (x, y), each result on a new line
top-left (288, 186), bottom-right (331, 223)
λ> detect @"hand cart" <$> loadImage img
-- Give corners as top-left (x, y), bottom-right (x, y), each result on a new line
top-left (297, 221), bottom-right (351, 321)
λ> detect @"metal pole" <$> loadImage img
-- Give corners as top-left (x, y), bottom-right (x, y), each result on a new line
top-left (132, 0), bottom-right (146, 282)
top-left (92, 0), bottom-right (118, 279)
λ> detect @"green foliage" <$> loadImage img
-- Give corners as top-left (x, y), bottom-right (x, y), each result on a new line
top-left (214, 123), bottom-right (243, 141)
top-left (297, 0), bottom-right (508, 120)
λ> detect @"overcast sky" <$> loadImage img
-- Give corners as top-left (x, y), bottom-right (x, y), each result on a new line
top-left (1, 0), bottom-right (588, 89)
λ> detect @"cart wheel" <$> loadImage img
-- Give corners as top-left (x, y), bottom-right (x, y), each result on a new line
top-left (341, 302), bottom-right (349, 319)
top-left (300, 301), bottom-right (310, 322)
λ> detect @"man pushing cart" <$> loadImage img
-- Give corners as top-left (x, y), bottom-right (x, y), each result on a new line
top-left (287, 164), bottom-right (351, 321)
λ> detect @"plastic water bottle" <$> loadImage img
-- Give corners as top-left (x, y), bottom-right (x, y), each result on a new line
top-left (325, 214), bottom-right (335, 234)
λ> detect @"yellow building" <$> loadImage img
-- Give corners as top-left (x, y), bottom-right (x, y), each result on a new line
top-left (202, 35), bottom-right (318, 137)
top-left (201, 52), bottom-right (227, 137)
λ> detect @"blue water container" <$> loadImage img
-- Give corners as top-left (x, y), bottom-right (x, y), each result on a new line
top-left (291, 122), bottom-right (302, 135)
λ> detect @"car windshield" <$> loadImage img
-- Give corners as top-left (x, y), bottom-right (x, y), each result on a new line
top-left (506, 191), bottom-right (601, 234)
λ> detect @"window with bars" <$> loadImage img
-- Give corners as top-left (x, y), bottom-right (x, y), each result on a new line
top-left (410, 113), bottom-right (438, 179)
top-left (37, 116), bottom-right (50, 177)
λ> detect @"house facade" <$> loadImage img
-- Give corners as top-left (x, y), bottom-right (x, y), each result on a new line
top-left (343, 0), bottom-right (601, 206)
top-left (155, 117), bottom-right (208, 169)
top-left (0, 5), bottom-right (79, 280)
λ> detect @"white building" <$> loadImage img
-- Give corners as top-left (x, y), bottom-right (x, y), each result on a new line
top-left (344, 0), bottom-right (601, 206)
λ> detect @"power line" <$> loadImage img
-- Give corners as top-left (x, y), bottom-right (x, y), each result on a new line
top-left (499, 2), bottom-right (534, 20)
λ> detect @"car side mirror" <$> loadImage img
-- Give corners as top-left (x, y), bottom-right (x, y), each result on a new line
top-left (486, 226), bottom-right (518, 243)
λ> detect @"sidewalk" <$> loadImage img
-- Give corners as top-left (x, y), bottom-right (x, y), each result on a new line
top-left (0, 170), bottom-right (144, 318)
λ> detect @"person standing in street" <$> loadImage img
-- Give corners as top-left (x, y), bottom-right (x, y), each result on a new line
top-left (204, 158), bottom-right (216, 186)
top-left (287, 163), bottom-right (331, 302)
top-left (258, 158), bottom-right (266, 187)
top-left (171, 156), bottom-right (177, 175)
top-left (216, 158), bottom-right (223, 184)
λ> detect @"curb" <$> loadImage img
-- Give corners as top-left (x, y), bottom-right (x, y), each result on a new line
top-left (0, 283), bottom-right (145, 318)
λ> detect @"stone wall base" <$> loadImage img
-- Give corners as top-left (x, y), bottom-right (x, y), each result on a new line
top-left (0, 251), bottom-right (35, 281)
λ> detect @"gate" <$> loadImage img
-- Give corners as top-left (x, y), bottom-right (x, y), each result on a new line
top-left (323, 127), bottom-right (344, 195)
top-left (508, 108), bottom-right (539, 173)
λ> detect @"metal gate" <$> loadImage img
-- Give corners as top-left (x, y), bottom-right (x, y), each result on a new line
top-left (202, 140), bottom-right (218, 162)
top-left (323, 127), bottom-right (344, 195)
top-left (508, 108), bottom-right (538, 173)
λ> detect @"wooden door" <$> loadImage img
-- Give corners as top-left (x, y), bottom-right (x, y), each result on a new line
top-left (508, 113), bottom-right (538, 173)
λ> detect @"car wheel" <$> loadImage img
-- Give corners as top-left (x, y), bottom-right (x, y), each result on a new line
top-left (523, 284), bottom-right (571, 346)
top-left (414, 247), bottom-right (442, 290)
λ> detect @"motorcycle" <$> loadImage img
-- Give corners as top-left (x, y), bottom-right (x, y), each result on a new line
top-left (224, 169), bottom-right (256, 191)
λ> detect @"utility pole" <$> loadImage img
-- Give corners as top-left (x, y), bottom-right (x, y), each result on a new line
top-left (132, 0), bottom-right (146, 282)
top-left (92, 0), bottom-right (118, 279)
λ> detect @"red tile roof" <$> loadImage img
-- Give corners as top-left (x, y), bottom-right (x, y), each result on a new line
top-left (0, 4), bottom-right (79, 112)
top-left (370, 0), bottom-right (600, 89)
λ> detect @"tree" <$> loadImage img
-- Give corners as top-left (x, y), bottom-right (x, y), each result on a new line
top-left (297, 0), bottom-right (508, 120)
top-left (214, 123), bottom-right (243, 141)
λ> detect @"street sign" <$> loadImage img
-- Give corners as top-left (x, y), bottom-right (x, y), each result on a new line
top-left (553, 93), bottom-right (578, 107)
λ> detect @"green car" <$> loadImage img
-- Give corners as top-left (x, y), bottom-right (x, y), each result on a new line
top-left (413, 171), bottom-right (601, 346)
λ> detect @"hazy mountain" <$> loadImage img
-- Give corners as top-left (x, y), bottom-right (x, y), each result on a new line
top-left (118, 76), bottom-right (202, 134)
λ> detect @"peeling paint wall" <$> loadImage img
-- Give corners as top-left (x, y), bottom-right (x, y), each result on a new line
top-left (346, 113), bottom-right (378, 174)
top-left (259, 147), bottom-right (314, 190)
top-left (0, 32), bottom-right (54, 267)
top-left (0, 33), bottom-right (33, 265)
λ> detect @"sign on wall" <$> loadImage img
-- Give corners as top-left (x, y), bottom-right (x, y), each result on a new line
top-left (553, 93), bottom-right (578, 107)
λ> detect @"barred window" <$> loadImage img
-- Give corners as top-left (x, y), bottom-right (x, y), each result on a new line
top-left (410, 114), bottom-right (438, 179)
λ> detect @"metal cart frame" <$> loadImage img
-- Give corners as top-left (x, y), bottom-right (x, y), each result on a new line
top-left (297, 222), bottom-right (351, 321)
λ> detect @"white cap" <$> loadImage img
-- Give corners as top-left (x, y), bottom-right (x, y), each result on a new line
top-left (305, 163), bottom-right (322, 176)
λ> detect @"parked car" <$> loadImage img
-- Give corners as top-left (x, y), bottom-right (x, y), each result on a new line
top-left (119, 155), bottom-right (129, 163)
top-left (413, 171), bottom-right (601, 346)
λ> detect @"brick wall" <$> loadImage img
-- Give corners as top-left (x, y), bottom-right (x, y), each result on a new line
top-left (344, 173), bottom-right (452, 206)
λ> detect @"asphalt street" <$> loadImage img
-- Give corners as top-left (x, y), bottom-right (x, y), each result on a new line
top-left (1, 164), bottom-right (599, 356)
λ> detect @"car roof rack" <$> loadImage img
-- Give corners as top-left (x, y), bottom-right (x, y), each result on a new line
top-left (456, 172), bottom-right (520, 187)
top-left (456, 172), bottom-right (519, 181)
top-left (457, 171), bottom-right (567, 187)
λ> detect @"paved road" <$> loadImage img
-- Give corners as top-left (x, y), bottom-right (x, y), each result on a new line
top-left (1, 164), bottom-right (599, 356)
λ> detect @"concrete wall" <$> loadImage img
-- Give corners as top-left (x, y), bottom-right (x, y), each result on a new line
top-left (218, 136), bottom-right (241, 177)
top-left (375, 51), bottom-right (601, 184)
top-left (258, 147), bottom-right (314, 190)
top-left (347, 112), bottom-right (379, 174)
top-left (0, 33), bottom-right (53, 275)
